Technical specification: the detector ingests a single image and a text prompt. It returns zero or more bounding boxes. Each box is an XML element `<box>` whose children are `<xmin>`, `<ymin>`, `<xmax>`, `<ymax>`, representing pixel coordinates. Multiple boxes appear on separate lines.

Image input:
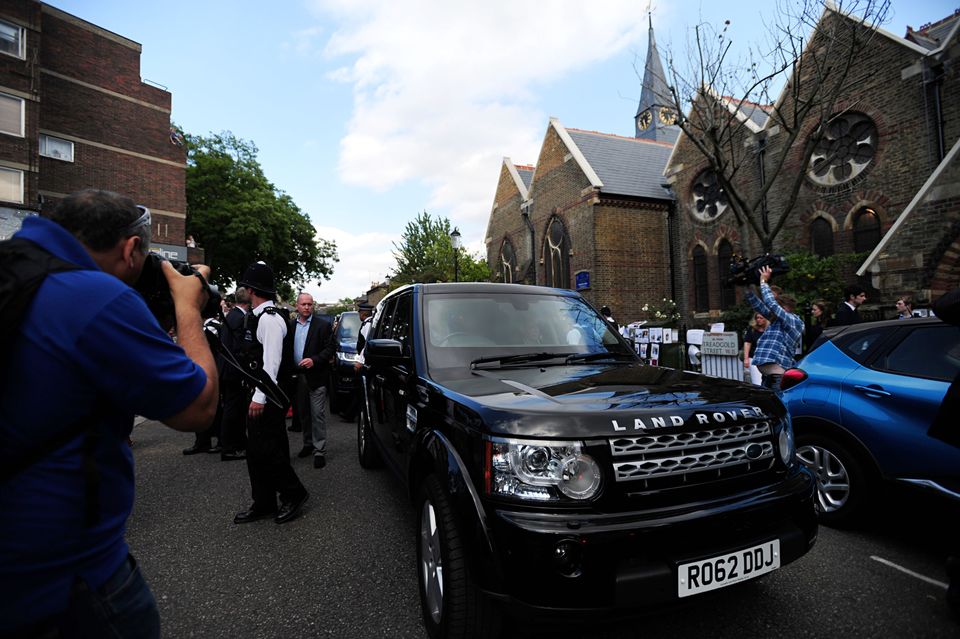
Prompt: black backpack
<box><xmin>0</xmin><ymin>236</ymin><xmax>103</xmax><ymax>526</ymax></box>
<box><xmin>232</xmin><ymin>305</ymin><xmax>292</xmax><ymax>406</ymax></box>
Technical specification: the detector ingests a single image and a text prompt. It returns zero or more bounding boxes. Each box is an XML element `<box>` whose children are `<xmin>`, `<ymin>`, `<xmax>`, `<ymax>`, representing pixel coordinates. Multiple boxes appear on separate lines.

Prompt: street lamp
<box><xmin>450</xmin><ymin>227</ymin><xmax>461</xmax><ymax>282</ymax></box>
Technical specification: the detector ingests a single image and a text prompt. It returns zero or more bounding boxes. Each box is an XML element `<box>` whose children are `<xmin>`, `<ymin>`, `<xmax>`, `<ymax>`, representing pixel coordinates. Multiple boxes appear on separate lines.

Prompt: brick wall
<box><xmin>485</xmin><ymin>162</ymin><xmax>530</xmax><ymax>282</ymax></box>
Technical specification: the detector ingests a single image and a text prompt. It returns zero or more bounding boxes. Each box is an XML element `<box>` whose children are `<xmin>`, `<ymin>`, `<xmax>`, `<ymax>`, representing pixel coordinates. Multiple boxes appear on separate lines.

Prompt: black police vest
<box><xmin>235</xmin><ymin>306</ymin><xmax>291</xmax><ymax>385</ymax></box>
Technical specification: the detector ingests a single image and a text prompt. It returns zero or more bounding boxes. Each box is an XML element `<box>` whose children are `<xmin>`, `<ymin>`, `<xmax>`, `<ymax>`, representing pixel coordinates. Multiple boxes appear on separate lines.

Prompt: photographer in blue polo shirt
<box><xmin>0</xmin><ymin>190</ymin><xmax>219</xmax><ymax>638</ymax></box>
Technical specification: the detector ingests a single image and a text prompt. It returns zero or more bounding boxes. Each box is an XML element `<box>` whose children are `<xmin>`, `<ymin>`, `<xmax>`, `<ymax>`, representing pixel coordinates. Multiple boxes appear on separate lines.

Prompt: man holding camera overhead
<box><xmin>744</xmin><ymin>265</ymin><xmax>804</xmax><ymax>390</ymax></box>
<box><xmin>0</xmin><ymin>189</ymin><xmax>219</xmax><ymax>638</ymax></box>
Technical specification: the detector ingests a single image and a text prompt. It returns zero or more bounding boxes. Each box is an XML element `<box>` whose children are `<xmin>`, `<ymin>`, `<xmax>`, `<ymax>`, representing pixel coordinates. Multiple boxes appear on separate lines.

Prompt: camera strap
<box><xmin>204</xmin><ymin>321</ymin><xmax>290</xmax><ymax>408</ymax></box>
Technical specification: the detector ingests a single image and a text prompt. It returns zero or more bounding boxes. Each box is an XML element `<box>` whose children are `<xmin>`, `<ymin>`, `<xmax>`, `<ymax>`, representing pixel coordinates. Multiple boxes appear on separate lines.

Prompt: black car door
<box><xmin>369</xmin><ymin>293</ymin><xmax>415</xmax><ymax>472</ymax></box>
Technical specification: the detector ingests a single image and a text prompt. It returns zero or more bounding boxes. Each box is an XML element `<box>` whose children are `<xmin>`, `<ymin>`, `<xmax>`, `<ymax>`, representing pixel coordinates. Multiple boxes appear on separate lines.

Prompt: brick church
<box><xmin>486</xmin><ymin>6</ymin><xmax>960</xmax><ymax>324</ymax></box>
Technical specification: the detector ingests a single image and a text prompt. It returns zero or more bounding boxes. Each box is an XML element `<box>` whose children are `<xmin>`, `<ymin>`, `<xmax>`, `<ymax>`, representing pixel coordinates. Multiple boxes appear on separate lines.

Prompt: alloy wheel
<box><xmin>419</xmin><ymin>499</ymin><xmax>444</xmax><ymax>625</ymax></box>
<box><xmin>797</xmin><ymin>444</ymin><xmax>850</xmax><ymax>513</ymax></box>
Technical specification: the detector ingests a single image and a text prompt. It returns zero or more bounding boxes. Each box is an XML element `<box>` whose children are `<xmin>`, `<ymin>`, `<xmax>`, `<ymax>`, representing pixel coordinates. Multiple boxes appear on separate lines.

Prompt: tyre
<box><xmin>416</xmin><ymin>475</ymin><xmax>501</xmax><ymax>639</ymax></box>
<box><xmin>357</xmin><ymin>404</ymin><xmax>382</xmax><ymax>468</ymax></box>
<box><xmin>796</xmin><ymin>433</ymin><xmax>871</xmax><ymax>527</ymax></box>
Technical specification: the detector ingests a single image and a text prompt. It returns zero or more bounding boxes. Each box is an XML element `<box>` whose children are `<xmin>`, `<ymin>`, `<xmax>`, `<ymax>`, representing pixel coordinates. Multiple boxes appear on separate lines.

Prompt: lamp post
<box><xmin>450</xmin><ymin>227</ymin><xmax>461</xmax><ymax>282</ymax></box>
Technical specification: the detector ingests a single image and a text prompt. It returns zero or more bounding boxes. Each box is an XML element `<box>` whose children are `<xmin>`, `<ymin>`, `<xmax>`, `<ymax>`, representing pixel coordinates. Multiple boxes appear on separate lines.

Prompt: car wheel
<box><xmin>417</xmin><ymin>475</ymin><xmax>501</xmax><ymax>639</ymax></box>
<box><xmin>357</xmin><ymin>404</ymin><xmax>382</xmax><ymax>468</ymax></box>
<box><xmin>796</xmin><ymin>433</ymin><xmax>871</xmax><ymax>527</ymax></box>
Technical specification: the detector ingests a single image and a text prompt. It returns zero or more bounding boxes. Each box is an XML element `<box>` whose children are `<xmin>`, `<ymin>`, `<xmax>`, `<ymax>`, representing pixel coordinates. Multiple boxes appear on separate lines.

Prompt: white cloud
<box><xmin>304</xmin><ymin>225</ymin><xmax>397</xmax><ymax>303</ymax></box>
<box><xmin>299</xmin><ymin>1</ymin><xmax>649</xmax><ymax>303</ymax></box>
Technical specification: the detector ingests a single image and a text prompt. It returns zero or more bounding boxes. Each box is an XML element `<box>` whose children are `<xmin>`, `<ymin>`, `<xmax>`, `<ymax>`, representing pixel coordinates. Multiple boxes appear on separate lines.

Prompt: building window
<box><xmin>693</xmin><ymin>245</ymin><xmax>709</xmax><ymax>312</ymax></box>
<box><xmin>717</xmin><ymin>240</ymin><xmax>736</xmax><ymax>310</ymax></box>
<box><xmin>808</xmin><ymin>112</ymin><xmax>877</xmax><ymax>186</ymax></box>
<box><xmin>0</xmin><ymin>92</ymin><xmax>24</xmax><ymax>137</ymax></box>
<box><xmin>499</xmin><ymin>238</ymin><xmax>516</xmax><ymax>283</ymax></box>
<box><xmin>40</xmin><ymin>134</ymin><xmax>75</xmax><ymax>162</ymax></box>
<box><xmin>543</xmin><ymin>216</ymin><xmax>570</xmax><ymax>289</ymax></box>
<box><xmin>852</xmin><ymin>207</ymin><xmax>881</xmax><ymax>254</ymax></box>
<box><xmin>0</xmin><ymin>167</ymin><xmax>24</xmax><ymax>204</ymax></box>
<box><xmin>810</xmin><ymin>217</ymin><xmax>834</xmax><ymax>257</ymax></box>
<box><xmin>691</xmin><ymin>169</ymin><xmax>728</xmax><ymax>222</ymax></box>
<box><xmin>0</xmin><ymin>20</ymin><xmax>25</xmax><ymax>59</ymax></box>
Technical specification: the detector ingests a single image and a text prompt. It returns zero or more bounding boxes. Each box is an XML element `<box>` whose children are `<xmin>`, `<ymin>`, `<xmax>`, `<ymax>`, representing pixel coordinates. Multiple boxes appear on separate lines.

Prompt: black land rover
<box><xmin>357</xmin><ymin>283</ymin><xmax>817</xmax><ymax>639</ymax></box>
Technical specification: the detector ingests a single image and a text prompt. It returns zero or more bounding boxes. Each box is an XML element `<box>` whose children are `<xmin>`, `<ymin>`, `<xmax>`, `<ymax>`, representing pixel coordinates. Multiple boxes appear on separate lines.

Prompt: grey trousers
<box><xmin>297</xmin><ymin>376</ymin><xmax>327</xmax><ymax>455</ymax></box>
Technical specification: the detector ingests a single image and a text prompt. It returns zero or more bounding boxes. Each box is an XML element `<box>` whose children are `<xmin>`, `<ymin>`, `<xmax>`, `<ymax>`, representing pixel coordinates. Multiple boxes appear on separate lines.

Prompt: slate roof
<box><xmin>515</xmin><ymin>165</ymin><xmax>534</xmax><ymax>191</ymax></box>
<box><xmin>566</xmin><ymin>129</ymin><xmax>675</xmax><ymax>200</ymax></box>
<box><xmin>907</xmin><ymin>10</ymin><xmax>960</xmax><ymax>50</ymax></box>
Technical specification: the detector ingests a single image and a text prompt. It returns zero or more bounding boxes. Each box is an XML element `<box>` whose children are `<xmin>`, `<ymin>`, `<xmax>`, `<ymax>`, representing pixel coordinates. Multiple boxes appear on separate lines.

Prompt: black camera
<box><xmin>726</xmin><ymin>254</ymin><xmax>789</xmax><ymax>286</ymax></box>
<box><xmin>134</xmin><ymin>253</ymin><xmax>221</xmax><ymax>329</ymax></box>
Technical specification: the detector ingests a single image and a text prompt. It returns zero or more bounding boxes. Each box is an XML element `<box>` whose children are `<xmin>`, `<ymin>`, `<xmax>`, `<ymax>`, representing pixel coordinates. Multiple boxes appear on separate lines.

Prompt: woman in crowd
<box><xmin>807</xmin><ymin>300</ymin><xmax>831</xmax><ymax>350</ymax></box>
<box><xmin>742</xmin><ymin>312</ymin><xmax>768</xmax><ymax>385</ymax></box>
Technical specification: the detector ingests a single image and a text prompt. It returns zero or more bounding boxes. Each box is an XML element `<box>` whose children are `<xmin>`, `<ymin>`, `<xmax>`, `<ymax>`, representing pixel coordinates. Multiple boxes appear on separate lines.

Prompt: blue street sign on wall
<box><xmin>575</xmin><ymin>271</ymin><xmax>590</xmax><ymax>290</ymax></box>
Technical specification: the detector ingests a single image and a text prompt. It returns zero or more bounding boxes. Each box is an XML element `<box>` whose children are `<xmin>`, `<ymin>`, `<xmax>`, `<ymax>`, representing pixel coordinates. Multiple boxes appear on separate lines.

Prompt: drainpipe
<box><xmin>661</xmin><ymin>183</ymin><xmax>678</xmax><ymax>303</ymax></box>
<box><xmin>758</xmin><ymin>135</ymin><xmax>769</xmax><ymax>235</ymax></box>
<box><xmin>933</xmin><ymin>65</ymin><xmax>946</xmax><ymax>162</ymax></box>
<box><xmin>521</xmin><ymin>203</ymin><xmax>536</xmax><ymax>284</ymax></box>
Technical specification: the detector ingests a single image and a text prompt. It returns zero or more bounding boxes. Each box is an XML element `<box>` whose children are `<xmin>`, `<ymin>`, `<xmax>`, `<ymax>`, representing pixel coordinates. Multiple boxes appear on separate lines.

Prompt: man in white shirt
<box><xmin>233</xmin><ymin>262</ymin><xmax>309</xmax><ymax>525</ymax></box>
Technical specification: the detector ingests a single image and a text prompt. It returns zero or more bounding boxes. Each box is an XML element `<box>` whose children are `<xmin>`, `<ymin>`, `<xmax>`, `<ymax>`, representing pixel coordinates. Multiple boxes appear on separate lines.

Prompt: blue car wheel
<box><xmin>796</xmin><ymin>433</ymin><xmax>871</xmax><ymax>527</ymax></box>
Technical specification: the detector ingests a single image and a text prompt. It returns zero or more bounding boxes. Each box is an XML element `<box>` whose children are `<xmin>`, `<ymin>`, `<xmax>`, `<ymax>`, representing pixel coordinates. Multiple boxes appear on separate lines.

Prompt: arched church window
<box><xmin>693</xmin><ymin>245</ymin><xmax>709</xmax><ymax>312</ymax></box>
<box><xmin>810</xmin><ymin>218</ymin><xmax>835</xmax><ymax>257</ymax></box>
<box><xmin>717</xmin><ymin>240</ymin><xmax>736</xmax><ymax>310</ymax></box>
<box><xmin>853</xmin><ymin>208</ymin><xmax>881</xmax><ymax>254</ymax></box>
<box><xmin>499</xmin><ymin>239</ymin><xmax>516</xmax><ymax>283</ymax></box>
<box><xmin>543</xmin><ymin>217</ymin><xmax>570</xmax><ymax>289</ymax></box>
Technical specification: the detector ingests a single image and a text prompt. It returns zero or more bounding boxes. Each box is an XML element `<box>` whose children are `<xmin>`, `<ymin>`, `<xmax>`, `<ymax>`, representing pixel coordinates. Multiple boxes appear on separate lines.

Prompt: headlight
<box><xmin>486</xmin><ymin>437</ymin><xmax>602</xmax><ymax>502</ymax></box>
<box><xmin>337</xmin><ymin>351</ymin><xmax>360</xmax><ymax>363</ymax></box>
<box><xmin>778</xmin><ymin>415</ymin><xmax>795</xmax><ymax>465</ymax></box>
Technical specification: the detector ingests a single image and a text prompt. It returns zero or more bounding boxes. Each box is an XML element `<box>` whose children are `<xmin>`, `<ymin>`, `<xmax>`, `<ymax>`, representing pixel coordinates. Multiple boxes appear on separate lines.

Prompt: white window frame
<box><xmin>39</xmin><ymin>134</ymin><xmax>75</xmax><ymax>162</ymax></box>
<box><xmin>0</xmin><ymin>91</ymin><xmax>24</xmax><ymax>137</ymax></box>
<box><xmin>0</xmin><ymin>166</ymin><xmax>24</xmax><ymax>204</ymax></box>
<box><xmin>0</xmin><ymin>19</ymin><xmax>25</xmax><ymax>60</ymax></box>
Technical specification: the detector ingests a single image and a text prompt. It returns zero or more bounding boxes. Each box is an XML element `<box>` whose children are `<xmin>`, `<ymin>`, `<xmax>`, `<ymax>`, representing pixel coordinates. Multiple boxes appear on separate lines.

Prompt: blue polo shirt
<box><xmin>0</xmin><ymin>217</ymin><xmax>207</xmax><ymax>631</ymax></box>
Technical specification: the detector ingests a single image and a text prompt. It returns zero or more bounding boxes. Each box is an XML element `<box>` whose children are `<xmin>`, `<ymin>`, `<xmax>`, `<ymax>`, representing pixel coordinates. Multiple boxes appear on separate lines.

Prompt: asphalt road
<box><xmin>128</xmin><ymin>412</ymin><xmax>958</xmax><ymax>638</ymax></box>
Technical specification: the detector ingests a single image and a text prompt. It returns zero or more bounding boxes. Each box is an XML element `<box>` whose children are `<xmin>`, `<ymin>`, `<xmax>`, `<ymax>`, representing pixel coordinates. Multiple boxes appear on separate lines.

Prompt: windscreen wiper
<box><xmin>470</xmin><ymin>352</ymin><xmax>577</xmax><ymax>370</ymax></box>
<box><xmin>564</xmin><ymin>351</ymin><xmax>637</xmax><ymax>364</ymax></box>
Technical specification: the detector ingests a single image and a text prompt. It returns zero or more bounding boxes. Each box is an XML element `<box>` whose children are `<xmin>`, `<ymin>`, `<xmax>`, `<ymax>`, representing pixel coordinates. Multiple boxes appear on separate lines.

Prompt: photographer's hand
<box><xmin>759</xmin><ymin>265</ymin><xmax>773</xmax><ymax>285</ymax></box>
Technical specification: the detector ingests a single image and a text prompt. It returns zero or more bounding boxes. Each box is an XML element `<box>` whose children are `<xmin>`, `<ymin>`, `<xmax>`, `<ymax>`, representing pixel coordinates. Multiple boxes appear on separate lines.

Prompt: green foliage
<box><xmin>719</xmin><ymin>303</ymin><xmax>756</xmax><ymax>338</ymax></box>
<box><xmin>391</xmin><ymin>211</ymin><xmax>491</xmax><ymax>284</ymax></box>
<box><xmin>324</xmin><ymin>297</ymin><xmax>357</xmax><ymax>316</ymax></box>
<box><xmin>183</xmin><ymin>129</ymin><xmax>338</xmax><ymax>292</ymax></box>
<box><xmin>777</xmin><ymin>251</ymin><xmax>866</xmax><ymax>314</ymax></box>
<box><xmin>640</xmin><ymin>298</ymin><xmax>681</xmax><ymax>327</ymax></box>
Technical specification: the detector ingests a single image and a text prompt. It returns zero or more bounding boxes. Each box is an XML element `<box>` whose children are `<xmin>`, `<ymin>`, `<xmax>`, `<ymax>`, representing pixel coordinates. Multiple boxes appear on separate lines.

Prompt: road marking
<box><xmin>870</xmin><ymin>555</ymin><xmax>948</xmax><ymax>589</ymax></box>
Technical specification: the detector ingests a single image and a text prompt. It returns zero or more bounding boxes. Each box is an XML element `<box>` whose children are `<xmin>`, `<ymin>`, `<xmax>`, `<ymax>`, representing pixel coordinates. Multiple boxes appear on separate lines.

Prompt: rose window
<box><xmin>691</xmin><ymin>170</ymin><xmax>728</xmax><ymax>221</ymax></box>
<box><xmin>808</xmin><ymin>113</ymin><xmax>877</xmax><ymax>186</ymax></box>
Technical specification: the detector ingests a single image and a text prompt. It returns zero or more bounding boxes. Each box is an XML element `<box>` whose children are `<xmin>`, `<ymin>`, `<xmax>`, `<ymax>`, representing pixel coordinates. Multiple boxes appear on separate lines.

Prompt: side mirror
<box><xmin>366</xmin><ymin>338</ymin><xmax>406</xmax><ymax>365</ymax></box>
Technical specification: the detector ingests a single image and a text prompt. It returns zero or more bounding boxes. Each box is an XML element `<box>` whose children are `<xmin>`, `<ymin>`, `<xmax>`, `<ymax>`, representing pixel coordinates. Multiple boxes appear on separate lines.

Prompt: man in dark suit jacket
<box><xmin>286</xmin><ymin>292</ymin><xmax>336</xmax><ymax>468</ymax></box>
<box><xmin>833</xmin><ymin>284</ymin><xmax>867</xmax><ymax>326</ymax></box>
<box><xmin>219</xmin><ymin>290</ymin><xmax>251</xmax><ymax>461</ymax></box>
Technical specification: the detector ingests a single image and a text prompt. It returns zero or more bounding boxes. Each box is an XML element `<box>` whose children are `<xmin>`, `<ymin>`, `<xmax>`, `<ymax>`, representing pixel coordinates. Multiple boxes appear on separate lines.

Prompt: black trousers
<box><xmin>220</xmin><ymin>382</ymin><xmax>249</xmax><ymax>452</ymax></box>
<box><xmin>245</xmin><ymin>401</ymin><xmax>306</xmax><ymax>511</ymax></box>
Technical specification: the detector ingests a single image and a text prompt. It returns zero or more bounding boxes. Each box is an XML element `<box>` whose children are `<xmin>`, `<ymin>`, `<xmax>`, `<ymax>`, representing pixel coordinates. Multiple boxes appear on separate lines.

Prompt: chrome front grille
<box><xmin>609</xmin><ymin>422</ymin><xmax>775</xmax><ymax>484</ymax></box>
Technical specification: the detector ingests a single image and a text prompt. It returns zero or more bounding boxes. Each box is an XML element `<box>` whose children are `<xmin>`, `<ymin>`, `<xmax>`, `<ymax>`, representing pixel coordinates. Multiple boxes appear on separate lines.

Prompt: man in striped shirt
<box><xmin>744</xmin><ymin>266</ymin><xmax>804</xmax><ymax>390</ymax></box>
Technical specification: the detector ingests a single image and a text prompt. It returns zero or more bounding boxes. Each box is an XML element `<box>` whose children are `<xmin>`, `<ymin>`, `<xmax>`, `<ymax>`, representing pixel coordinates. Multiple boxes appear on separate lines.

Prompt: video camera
<box><xmin>726</xmin><ymin>254</ymin><xmax>789</xmax><ymax>286</ymax></box>
<box><xmin>134</xmin><ymin>253</ymin><xmax>222</xmax><ymax>329</ymax></box>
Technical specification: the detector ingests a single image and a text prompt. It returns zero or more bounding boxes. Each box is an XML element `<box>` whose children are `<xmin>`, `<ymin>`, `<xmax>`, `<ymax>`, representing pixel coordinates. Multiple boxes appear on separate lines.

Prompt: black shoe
<box><xmin>313</xmin><ymin>455</ymin><xmax>326</xmax><ymax>469</ymax></box>
<box><xmin>182</xmin><ymin>444</ymin><xmax>211</xmax><ymax>455</ymax></box>
<box><xmin>220</xmin><ymin>449</ymin><xmax>246</xmax><ymax>461</ymax></box>
<box><xmin>275</xmin><ymin>492</ymin><xmax>309</xmax><ymax>524</ymax></box>
<box><xmin>296</xmin><ymin>445</ymin><xmax>314</xmax><ymax>458</ymax></box>
<box><xmin>207</xmin><ymin>445</ymin><xmax>223</xmax><ymax>454</ymax></box>
<box><xmin>233</xmin><ymin>506</ymin><xmax>276</xmax><ymax>524</ymax></box>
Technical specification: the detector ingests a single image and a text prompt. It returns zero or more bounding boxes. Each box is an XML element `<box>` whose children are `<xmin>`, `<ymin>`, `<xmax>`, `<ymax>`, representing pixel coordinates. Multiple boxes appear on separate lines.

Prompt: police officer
<box><xmin>232</xmin><ymin>261</ymin><xmax>309</xmax><ymax>525</ymax></box>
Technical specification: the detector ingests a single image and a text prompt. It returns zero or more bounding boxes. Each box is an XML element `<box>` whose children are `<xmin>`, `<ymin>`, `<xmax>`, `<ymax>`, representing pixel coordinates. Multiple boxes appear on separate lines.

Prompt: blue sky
<box><xmin>46</xmin><ymin>0</ymin><xmax>956</xmax><ymax>302</ymax></box>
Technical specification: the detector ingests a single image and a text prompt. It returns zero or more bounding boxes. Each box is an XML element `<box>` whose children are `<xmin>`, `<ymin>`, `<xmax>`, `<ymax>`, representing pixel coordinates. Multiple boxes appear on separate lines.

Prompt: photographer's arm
<box><xmin>159</xmin><ymin>261</ymin><xmax>219</xmax><ymax>432</ymax></box>
<box><xmin>757</xmin><ymin>266</ymin><xmax>790</xmax><ymax>322</ymax></box>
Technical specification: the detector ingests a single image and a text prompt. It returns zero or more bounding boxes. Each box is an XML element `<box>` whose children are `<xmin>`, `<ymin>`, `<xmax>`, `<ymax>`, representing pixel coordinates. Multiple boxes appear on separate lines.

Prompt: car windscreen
<box><xmin>337</xmin><ymin>313</ymin><xmax>361</xmax><ymax>342</ymax></box>
<box><xmin>423</xmin><ymin>292</ymin><xmax>635</xmax><ymax>378</ymax></box>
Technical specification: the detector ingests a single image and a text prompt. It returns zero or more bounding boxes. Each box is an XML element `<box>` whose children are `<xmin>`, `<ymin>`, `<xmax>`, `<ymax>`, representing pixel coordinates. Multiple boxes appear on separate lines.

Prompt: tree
<box><xmin>323</xmin><ymin>297</ymin><xmax>358</xmax><ymax>316</ymax></box>
<box><xmin>184</xmin><ymin>130</ymin><xmax>338</xmax><ymax>296</ymax></box>
<box><xmin>661</xmin><ymin>0</ymin><xmax>891</xmax><ymax>252</ymax></box>
<box><xmin>391</xmin><ymin>211</ymin><xmax>491</xmax><ymax>285</ymax></box>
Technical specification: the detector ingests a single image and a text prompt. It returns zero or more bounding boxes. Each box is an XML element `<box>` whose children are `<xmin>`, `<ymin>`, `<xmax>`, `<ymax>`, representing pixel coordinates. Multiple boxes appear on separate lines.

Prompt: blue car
<box><xmin>329</xmin><ymin>311</ymin><xmax>362</xmax><ymax>415</ymax></box>
<box><xmin>781</xmin><ymin>316</ymin><xmax>960</xmax><ymax>526</ymax></box>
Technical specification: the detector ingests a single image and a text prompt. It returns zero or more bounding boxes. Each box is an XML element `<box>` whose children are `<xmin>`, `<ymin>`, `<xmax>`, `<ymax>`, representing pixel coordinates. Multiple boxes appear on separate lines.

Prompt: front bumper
<box><xmin>480</xmin><ymin>468</ymin><xmax>817</xmax><ymax>613</ymax></box>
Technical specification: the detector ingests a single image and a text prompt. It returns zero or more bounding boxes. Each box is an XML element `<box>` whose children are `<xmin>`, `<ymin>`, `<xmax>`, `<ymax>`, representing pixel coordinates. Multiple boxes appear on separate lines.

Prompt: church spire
<box><xmin>635</xmin><ymin>12</ymin><xmax>677</xmax><ymax>141</ymax></box>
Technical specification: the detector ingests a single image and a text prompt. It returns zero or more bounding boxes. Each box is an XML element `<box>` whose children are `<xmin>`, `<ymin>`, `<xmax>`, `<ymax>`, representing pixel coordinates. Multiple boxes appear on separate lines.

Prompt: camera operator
<box><xmin>744</xmin><ymin>265</ymin><xmax>804</xmax><ymax>390</ymax></box>
<box><xmin>0</xmin><ymin>189</ymin><xmax>219</xmax><ymax>638</ymax></box>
